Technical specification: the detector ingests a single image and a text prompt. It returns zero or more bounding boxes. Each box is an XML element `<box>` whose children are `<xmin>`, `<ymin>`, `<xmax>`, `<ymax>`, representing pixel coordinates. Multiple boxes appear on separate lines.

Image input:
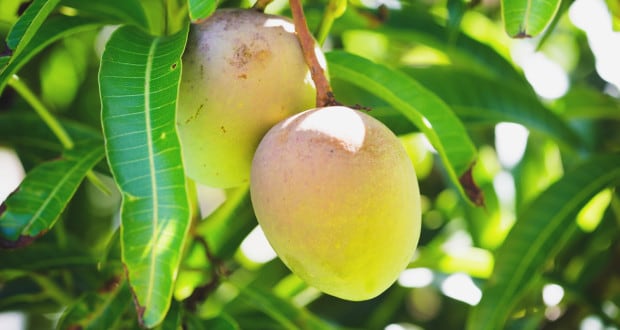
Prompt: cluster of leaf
<box><xmin>1</xmin><ymin>0</ymin><xmax>620</xmax><ymax>329</ymax></box>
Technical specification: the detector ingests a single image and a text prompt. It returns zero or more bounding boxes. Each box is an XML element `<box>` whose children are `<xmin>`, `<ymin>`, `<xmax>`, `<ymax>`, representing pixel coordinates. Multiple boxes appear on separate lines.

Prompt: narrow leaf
<box><xmin>0</xmin><ymin>242</ymin><xmax>97</xmax><ymax>271</ymax></box>
<box><xmin>0</xmin><ymin>140</ymin><xmax>105</xmax><ymax>247</ymax></box>
<box><xmin>195</xmin><ymin>186</ymin><xmax>257</xmax><ymax>260</ymax></box>
<box><xmin>99</xmin><ymin>24</ymin><xmax>190</xmax><ymax>328</ymax></box>
<box><xmin>0</xmin><ymin>56</ymin><xmax>8</xmax><ymax>69</ymax></box>
<box><xmin>188</xmin><ymin>0</ymin><xmax>217</xmax><ymax>22</ymax></box>
<box><xmin>57</xmin><ymin>279</ymin><xmax>132</xmax><ymax>330</ymax></box>
<box><xmin>0</xmin><ymin>15</ymin><xmax>105</xmax><ymax>94</ymax></box>
<box><xmin>468</xmin><ymin>153</ymin><xmax>620</xmax><ymax>330</ymax></box>
<box><xmin>502</xmin><ymin>0</ymin><xmax>561</xmax><ymax>38</ymax></box>
<box><xmin>6</xmin><ymin>0</ymin><xmax>61</xmax><ymax>58</ymax></box>
<box><xmin>61</xmin><ymin>0</ymin><xmax>150</xmax><ymax>28</ymax></box>
<box><xmin>447</xmin><ymin>0</ymin><xmax>467</xmax><ymax>37</ymax></box>
<box><xmin>403</xmin><ymin>66</ymin><xmax>584</xmax><ymax>150</ymax></box>
<box><xmin>230</xmin><ymin>278</ymin><xmax>337</xmax><ymax>330</ymax></box>
<box><xmin>332</xmin><ymin>8</ymin><xmax>525</xmax><ymax>84</ymax></box>
<box><xmin>326</xmin><ymin>51</ymin><xmax>480</xmax><ymax>205</ymax></box>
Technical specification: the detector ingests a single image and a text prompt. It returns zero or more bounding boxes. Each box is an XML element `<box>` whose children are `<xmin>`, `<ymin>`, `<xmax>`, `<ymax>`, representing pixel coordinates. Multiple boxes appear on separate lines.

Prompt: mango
<box><xmin>177</xmin><ymin>9</ymin><xmax>322</xmax><ymax>187</ymax></box>
<box><xmin>250</xmin><ymin>106</ymin><xmax>421</xmax><ymax>301</ymax></box>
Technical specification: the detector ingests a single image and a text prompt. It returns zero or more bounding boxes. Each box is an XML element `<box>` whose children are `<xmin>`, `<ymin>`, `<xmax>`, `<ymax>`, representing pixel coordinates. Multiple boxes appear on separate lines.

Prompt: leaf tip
<box><xmin>512</xmin><ymin>30</ymin><xmax>532</xmax><ymax>38</ymax></box>
<box><xmin>0</xmin><ymin>231</ymin><xmax>46</xmax><ymax>249</ymax></box>
<box><xmin>512</xmin><ymin>25</ymin><xmax>532</xmax><ymax>38</ymax></box>
<box><xmin>460</xmin><ymin>163</ymin><xmax>485</xmax><ymax>207</ymax></box>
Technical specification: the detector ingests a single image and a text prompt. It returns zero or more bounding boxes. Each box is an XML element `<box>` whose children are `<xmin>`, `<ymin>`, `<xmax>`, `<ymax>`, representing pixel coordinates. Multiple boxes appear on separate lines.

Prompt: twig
<box><xmin>8</xmin><ymin>75</ymin><xmax>110</xmax><ymax>195</ymax></box>
<box><xmin>184</xmin><ymin>236</ymin><xmax>231</xmax><ymax>311</ymax></box>
<box><xmin>289</xmin><ymin>0</ymin><xmax>337</xmax><ymax>107</ymax></box>
<box><xmin>252</xmin><ymin>0</ymin><xmax>274</xmax><ymax>11</ymax></box>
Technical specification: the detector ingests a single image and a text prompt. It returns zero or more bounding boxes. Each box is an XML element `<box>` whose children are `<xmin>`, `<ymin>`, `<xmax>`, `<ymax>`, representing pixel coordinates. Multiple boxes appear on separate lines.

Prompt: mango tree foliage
<box><xmin>1</xmin><ymin>0</ymin><xmax>620</xmax><ymax>329</ymax></box>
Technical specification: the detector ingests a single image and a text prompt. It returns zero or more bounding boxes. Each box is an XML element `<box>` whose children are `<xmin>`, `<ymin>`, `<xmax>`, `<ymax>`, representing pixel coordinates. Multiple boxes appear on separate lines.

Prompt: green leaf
<box><xmin>156</xmin><ymin>299</ymin><xmax>184</xmax><ymax>330</ymax></box>
<box><xmin>99</xmin><ymin>24</ymin><xmax>191</xmax><ymax>328</ymax></box>
<box><xmin>61</xmin><ymin>0</ymin><xmax>149</xmax><ymax>28</ymax></box>
<box><xmin>561</xmin><ymin>87</ymin><xmax>620</xmax><ymax>120</ymax></box>
<box><xmin>0</xmin><ymin>242</ymin><xmax>97</xmax><ymax>271</ymax></box>
<box><xmin>5</xmin><ymin>0</ymin><xmax>61</xmax><ymax>57</ymax></box>
<box><xmin>0</xmin><ymin>56</ymin><xmax>8</xmax><ymax>69</ymax></box>
<box><xmin>403</xmin><ymin>66</ymin><xmax>584</xmax><ymax>150</ymax></box>
<box><xmin>57</xmin><ymin>280</ymin><xmax>133</xmax><ymax>330</ymax></box>
<box><xmin>0</xmin><ymin>112</ymin><xmax>102</xmax><ymax>169</ymax></box>
<box><xmin>195</xmin><ymin>186</ymin><xmax>257</xmax><ymax>260</ymax></box>
<box><xmin>468</xmin><ymin>153</ymin><xmax>620</xmax><ymax>330</ymax></box>
<box><xmin>0</xmin><ymin>15</ymin><xmax>105</xmax><ymax>94</ymax></box>
<box><xmin>447</xmin><ymin>0</ymin><xmax>467</xmax><ymax>38</ymax></box>
<box><xmin>201</xmin><ymin>314</ymin><xmax>240</xmax><ymax>330</ymax></box>
<box><xmin>0</xmin><ymin>139</ymin><xmax>105</xmax><ymax>247</ymax></box>
<box><xmin>188</xmin><ymin>0</ymin><xmax>217</xmax><ymax>22</ymax></box>
<box><xmin>229</xmin><ymin>277</ymin><xmax>337</xmax><ymax>330</ymax></box>
<box><xmin>606</xmin><ymin>0</ymin><xmax>620</xmax><ymax>31</ymax></box>
<box><xmin>326</xmin><ymin>51</ymin><xmax>481</xmax><ymax>205</ymax></box>
<box><xmin>331</xmin><ymin>8</ymin><xmax>524</xmax><ymax>84</ymax></box>
<box><xmin>501</xmin><ymin>0</ymin><xmax>561</xmax><ymax>38</ymax></box>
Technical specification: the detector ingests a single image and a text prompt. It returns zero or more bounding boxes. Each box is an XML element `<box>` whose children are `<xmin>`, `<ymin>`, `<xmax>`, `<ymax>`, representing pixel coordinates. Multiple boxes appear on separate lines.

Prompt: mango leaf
<box><xmin>188</xmin><ymin>0</ymin><xmax>217</xmax><ymax>22</ymax></box>
<box><xmin>447</xmin><ymin>0</ymin><xmax>467</xmax><ymax>37</ymax></box>
<box><xmin>403</xmin><ymin>66</ymin><xmax>584</xmax><ymax>151</ymax></box>
<box><xmin>561</xmin><ymin>87</ymin><xmax>620</xmax><ymax>120</ymax></box>
<box><xmin>502</xmin><ymin>0</ymin><xmax>561</xmax><ymax>38</ymax></box>
<box><xmin>0</xmin><ymin>242</ymin><xmax>97</xmax><ymax>271</ymax></box>
<box><xmin>0</xmin><ymin>56</ymin><xmax>8</xmax><ymax>69</ymax></box>
<box><xmin>61</xmin><ymin>0</ymin><xmax>149</xmax><ymax>28</ymax></box>
<box><xmin>326</xmin><ymin>51</ymin><xmax>481</xmax><ymax>205</ymax></box>
<box><xmin>0</xmin><ymin>112</ymin><xmax>102</xmax><ymax>169</ymax></box>
<box><xmin>57</xmin><ymin>279</ymin><xmax>133</xmax><ymax>330</ymax></box>
<box><xmin>195</xmin><ymin>186</ymin><xmax>257</xmax><ymax>260</ymax></box>
<box><xmin>156</xmin><ymin>299</ymin><xmax>184</xmax><ymax>330</ymax></box>
<box><xmin>99</xmin><ymin>24</ymin><xmax>190</xmax><ymax>328</ymax></box>
<box><xmin>5</xmin><ymin>0</ymin><xmax>61</xmax><ymax>51</ymax></box>
<box><xmin>201</xmin><ymin>314</ymin><xmax>240</xmax><ymax>330</ymax></box>
<box><xmin>330</xmin><ymin>8</ymin><xmax>524</xmax><ymax>84</ymax></box>
<box><xmin>226</xmin><ymin>264</ymin><xmax>337</xmax><ymax>330</ymax></box>
<box><xmin>0</xmin><ymin>15</ymin><xmax>105</xmax><ymax>94</ymax></box>
<box><xmin>0</xmin><ymin>139</ymin><xmax>105</xmax><ymax>248</ymax></box>
<box><xmin>468</xmin><ymin>153</ymin><xmax>620</xmax><ymax>330</ymax></box>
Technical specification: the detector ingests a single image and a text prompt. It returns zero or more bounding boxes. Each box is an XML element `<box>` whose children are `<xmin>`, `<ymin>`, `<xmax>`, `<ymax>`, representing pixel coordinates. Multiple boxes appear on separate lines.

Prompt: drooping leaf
<box><xmin>61</xmin><ymin>0</ymin><xmax>149</xmax><ymax>29</ymax></box>
<box><xmin>57</xmin><ymin>279</ymin><xmax>133</xmax><ymax>330</ymax></box>
<box><xmin>560</xmin><ymin>86</ymin><xmax>620</xmax><ymax>120</ymax></box>
<box><xmin>156</xmin><ymin>299</ymin><xmax>184</xmax><ymax>330</ymax></box>
<box><xmin>0</xmin><ymin>112</ymin><xmax>102</xmax><ymax>169</ymax></box>
<box><xmin>201</xmin><ymin>314</ymin><xmax>240</xmax><ymax>330</ymax></box>
<box><xmin>501</xmin><ymin>0</ymin><xmax>561</xmax><ymax>38</ymax></box>
<box><xmin>188</xmin><ymin>0</ymin><xmax>217</xmax><ymax>22</ymax></box>
<box><xmin>447</xmin><ymin>0</ymin><xmax>467</xmax><ymax>38</ymax></box>
<box><xmin>326</xmin><ymin>51</ymin><xmax>481</xmax><ymax>205</ymax></box>
<box><xmin>329</xmin><ymin>7</ymin><xmax>524</xmax><ymax>84</ymax></box>
<box><xmin>225</xmin><ymin>263</ymin><xmax>337</xmax><ymax>330</ymax></box>
<box><xmin>403</xmin><ymin>66</ymin><xmax>584</xmax><ymax>151</ymax></box>
<box><xmin>195</xmin><ymin>186</ymin><xmax>257</xmax><ymax>260</ymax></box>
<box><xmin>0</xmin><ymin>56</ymin><xmax>8</xmax><ymax>69</ymax></box>
<box><xmin>0</xmin><ymin>15</ymin><xmax>105</xmax><ymax>94</ymax></box>
<box><xmin>99</xmin><ymin>24</ymin><xmax>191</xmax><ymax>328</ymax></box>
<box><xmin>468</xmin><ymin>153</ymin><xmax>620</xmax><ymax>330</ymax></box>
<box><xmin>0</xmin><ymin>139</ymin><xmax>105</xmax><ymax>247</ymax></box>
<box><xmin>0</xmin><ymin>242</ymin><xmax>97</xmax><ymax>271</ymax></box>
<box><xmin>5</xmin><ymin>0</ymin><xmax>61</xmax><ymax>55</ymax></box>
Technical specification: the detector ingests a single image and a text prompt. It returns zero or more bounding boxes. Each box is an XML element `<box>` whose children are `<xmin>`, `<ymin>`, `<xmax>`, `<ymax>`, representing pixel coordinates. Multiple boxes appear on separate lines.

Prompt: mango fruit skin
<box><xmin>177</xmin><ymin>9</ymin><xmax>320</xmax><ymax>188</ymax></box>
<box><xmin>250</xmin><ymin>106</ymin><xmax>421</xmax><ymax>301</ymax></box>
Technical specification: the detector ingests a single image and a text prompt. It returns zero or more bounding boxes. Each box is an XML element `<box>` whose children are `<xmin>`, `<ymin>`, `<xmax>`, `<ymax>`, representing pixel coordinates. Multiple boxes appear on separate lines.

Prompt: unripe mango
<box><xmin>177</xmin><ymin>9</ymin><xmax>322</xmax><ymax>187</ymax></box>
<box><xmin>250</xmin><ymin>106</ymin><xmax>421</xmax><ymax>301</ymax></box>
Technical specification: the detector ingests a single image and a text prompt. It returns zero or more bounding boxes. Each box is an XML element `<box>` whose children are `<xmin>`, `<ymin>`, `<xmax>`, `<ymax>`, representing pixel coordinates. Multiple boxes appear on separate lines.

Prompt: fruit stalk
<box><xmin>289</xmin><ymin>0</ymin><xmax>336</xmax><ymax>107</ymax></box>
